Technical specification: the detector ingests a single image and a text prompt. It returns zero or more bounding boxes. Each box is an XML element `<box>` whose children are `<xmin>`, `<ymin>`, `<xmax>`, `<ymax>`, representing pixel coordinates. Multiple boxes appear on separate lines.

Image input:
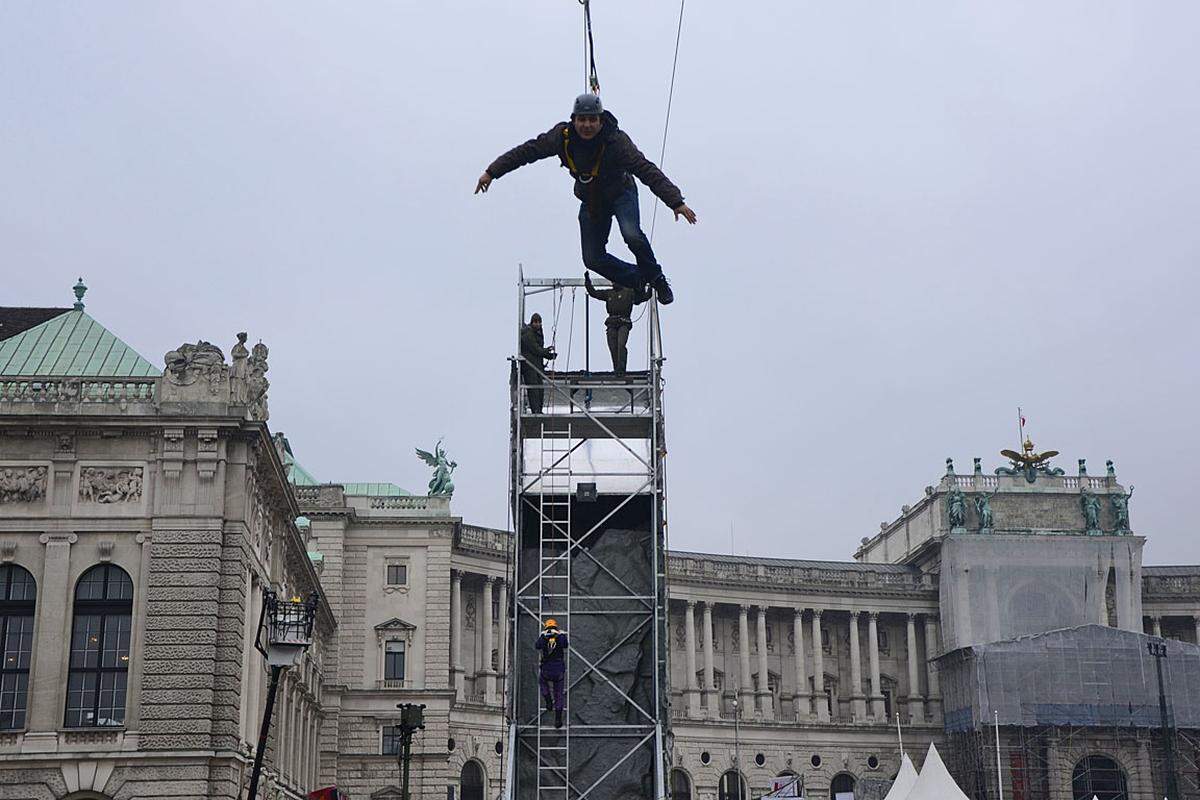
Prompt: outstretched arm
<box><xmin>612</xmin><ymin>131</ymin><xmax>696</xmax><ymax>223</ymax></box>
<box><xmin>477</xmin><ymin>125</ymin><xmax>564</xmax><ymax>194</ymax></box>
<box><xmin>584</xmin><ymin>274</ymin><xmax>610</xmax><ymax>301</ymax></box>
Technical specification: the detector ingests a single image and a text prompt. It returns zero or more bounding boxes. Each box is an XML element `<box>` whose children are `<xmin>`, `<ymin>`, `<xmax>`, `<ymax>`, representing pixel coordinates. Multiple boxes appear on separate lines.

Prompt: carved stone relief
<box><xmin>78</xmin><ymin>467</ymin><xmax>144</xmax><ymax>504</ymax></box>
<box><xmin>0</xmin><ymin>467</ymin><xmax>48</xmax><ymax>504</ymax></box>
<box><xmin>465</xmin><ymin>593</ymin><xmax>476</xmax><ymax>630</ymax></box>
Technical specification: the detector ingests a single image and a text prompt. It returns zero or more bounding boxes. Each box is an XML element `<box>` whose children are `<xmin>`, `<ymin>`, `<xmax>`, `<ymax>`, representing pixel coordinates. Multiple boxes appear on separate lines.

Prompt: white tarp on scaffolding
<box><xmin>938</xmin><ymin>534</ymin><xmax>1144</xmax><ymax>652</ymax></box>
<box><xmin>882</xmin><ymin>753</ymin><xmax>918</xmax><ymax>800</ymax></box>
<box><xmin>903</xmin><ymin>744</ymin><xmax>969</xmax><ymax>800</ymax></box>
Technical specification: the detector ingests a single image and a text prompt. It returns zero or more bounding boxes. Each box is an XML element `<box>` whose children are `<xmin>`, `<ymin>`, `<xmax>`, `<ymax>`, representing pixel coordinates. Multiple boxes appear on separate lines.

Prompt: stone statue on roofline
<box><xmin>1111</xmin><ymin>486</ymin><xmax>1134</xmax><ymax>534</ymax></box>
<box><xmin>230</xmin><ymin>332</ymin><xmax>250</xmax><ymax>404</ymax></box>
<box><xmin>160</xmin><ymin>340</ymin><xmax>229</xmax><ymax>403</ymax></box>
<box><xmin>246</xmin><ymin>341</ymin><xmax>270</xmax><ymax>421</ymax></box>
<box><xmin>947</xmin><ymin>485</ymin><xmax>967</xmax><ymax>530</ymax></box>
<box><xmin>974</xmin><ymin>490</ymin><xmax>996</xmax><ymax>532</ymax></box>
<box><xmin>415</xmin><ymin>439</ymin><xmax>457</xmax><ymax>496</ymax></box>
<box><xmin>1080</xmin><ymin>487</ymin><xmax>1102</xmax><ymax>534</ymax></box>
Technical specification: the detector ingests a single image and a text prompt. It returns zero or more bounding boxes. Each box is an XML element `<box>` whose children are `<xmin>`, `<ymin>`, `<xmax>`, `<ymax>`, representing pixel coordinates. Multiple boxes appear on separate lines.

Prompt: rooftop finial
<box><xmin>72</xmin><ymin>277</ymin><xmax>87</xmax><ymax>311</ymax></box>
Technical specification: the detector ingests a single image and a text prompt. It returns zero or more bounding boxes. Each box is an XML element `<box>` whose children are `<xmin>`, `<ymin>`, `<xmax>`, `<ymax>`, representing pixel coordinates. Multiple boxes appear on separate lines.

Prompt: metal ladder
<box><xmin>536</xmin><ymin>423</ymin><xmax>572</xmax><ymax>800</ymax></box>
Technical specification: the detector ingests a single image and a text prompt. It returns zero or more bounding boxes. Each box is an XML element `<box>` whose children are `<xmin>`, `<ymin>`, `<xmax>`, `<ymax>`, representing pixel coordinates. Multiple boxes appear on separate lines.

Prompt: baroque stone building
<box><xmin>1</xmin><ymin>288</ymin><xmax>1198</xmax><ymax>800</ymax></box>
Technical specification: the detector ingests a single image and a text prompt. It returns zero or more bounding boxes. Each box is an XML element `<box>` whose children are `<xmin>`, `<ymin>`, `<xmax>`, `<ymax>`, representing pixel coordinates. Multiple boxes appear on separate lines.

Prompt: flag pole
<box><xmin>995</xmin><ymin>710</ymin><xmax>1004</xmax><ymax>800</ymax></box>
<box><xmin>896</xmin><ymin>712</ymin><xmax>904</xmax><ymax>757</ymax></box>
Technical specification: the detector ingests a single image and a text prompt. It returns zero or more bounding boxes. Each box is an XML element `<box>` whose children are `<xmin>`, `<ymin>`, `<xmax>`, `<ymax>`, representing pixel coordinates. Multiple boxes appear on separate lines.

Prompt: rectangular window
<box><xmin>65</xmin><ymin>612</ymin><xmax>130</xmax><ymax>727</ymax></box>
<box><xmin>386</xmin><ymin>564</ymin><xmax>408</xmax><ymax>587</ymax></box>
<box><xmin>0</xmin><ymin>615</ymin><xmax>34</xmax><ymax>729</ymax></box>
<box><xmin>820</xmin><ymin>627</ymin><xmax>832</xmax><ymax>655</ymax></box>
<box><xmin>385</xmin><ymin>640</ymin><xmax>406</xmax><ymax>682</ymax></box>
<box><xmin>383</xmin><ymin>724</ymin><xmax>400</xmax><ymax>755</ymax></box>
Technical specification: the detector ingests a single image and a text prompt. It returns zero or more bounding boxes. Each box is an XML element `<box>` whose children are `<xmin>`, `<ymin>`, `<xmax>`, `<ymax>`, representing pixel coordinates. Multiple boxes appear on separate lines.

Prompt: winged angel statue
<box><xmin>415</xmin><ymin>440</ymin><xmax>457</xmax><ymax>497</ymax></box>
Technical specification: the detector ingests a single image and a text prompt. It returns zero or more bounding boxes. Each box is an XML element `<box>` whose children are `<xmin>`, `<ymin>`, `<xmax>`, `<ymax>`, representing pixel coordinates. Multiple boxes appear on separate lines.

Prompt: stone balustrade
<box><xmin>668</xmin><ymin>555</ymin><xmax>931</xmax><ymax>592</ymax></box>
<box><xmin>0</xmin><ymin>376</ymin><xmax>158</xmax><ymax>405</ymax></box>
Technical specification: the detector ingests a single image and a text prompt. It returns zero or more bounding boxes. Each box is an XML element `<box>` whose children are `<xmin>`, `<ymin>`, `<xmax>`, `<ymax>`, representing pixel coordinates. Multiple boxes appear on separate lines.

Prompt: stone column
<box><xmin>1194</xmin><ymin>615</ymin><xmax>1200</xmax><ymax>646</ymax></box>
<box><xmin>868</xmin><ymin>612</ymin><xmax>884</xmax><ymax>720</ymax></box>
<box><xmin>793</xmin><ymin>609</ymin><xmax>810</xmax><ymax>720</ymax></box>
<box><xmin>737</xmin><ymin>605</ymin><xmax>753</xmax><ymax>719</ymax></box>
<box><xmin>1046</xmin><ymin>731</ymin><xmax>1065</xmax><ymax>800</ymax></box>
<box><xmin>848</xmin><ymin>611</ymin><xmax>867</xmax><ymax>721</ymax></box>
<box><xmin>684</xmin><ymin>601</ymin><xmax>700</xmax><ymax>718</ymax></box>
<box><xmin>811</xmin><ymin>610</ymin><xmax>828</xmax><ymax>722</ymax></box>
<box><xmin>451</xmin><ymin>570</ymin><xmax>464</xmax><ymax>700</ymax></box>
<box><xmin>497</xmin><ymin>579</ymin><xmax>509</xmax><ymax>681</ymax></box>
<box><xmin>756</xmin><ymin>606</ymin><xmax>773</xmax><ymax>720</ymax></box>
<box><xmin>482</xmin><ymin>577</ymin><xmax>496</xmax><ymax>704</ymax></box>
<box><xmin>701</xmin><ymin>602</ymin><xmax>716</xmax><ymax>716</ymax></box>
<box><xmin>1136</xmin><ymin>734</ymin><xmax>1156</xmax><ymax>799</ymax></box>
<box><xmin>924</xmin><ymin>614</ymin><xmax>942</xmax><ymax>721</ymax></box>
<box><xmin>26</xmin><ymin>533</ymin><xmax>76</xmax><ymax>737</ymax></box>
<box><xmin>276</xmin><ymin>678</ymin><xmax>289</xmax><ymax>778</ymax></box>
<box><xmin>906</xmin><ymin>613</ymin><xmax>925</xmax><ymax>722</ymax></box>
<box><xmin>1152</xmin><ymin>615</ymin><xmax>1163</xmax><ymax>638</ymax></box>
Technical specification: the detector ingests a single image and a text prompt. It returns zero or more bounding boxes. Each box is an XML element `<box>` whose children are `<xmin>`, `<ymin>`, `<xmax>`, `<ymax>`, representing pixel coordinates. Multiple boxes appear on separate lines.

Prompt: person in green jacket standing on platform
<box><xmin>584</xmin><ymin>273</ymin><xmax>650</xmax><ymax>375</ymax></box>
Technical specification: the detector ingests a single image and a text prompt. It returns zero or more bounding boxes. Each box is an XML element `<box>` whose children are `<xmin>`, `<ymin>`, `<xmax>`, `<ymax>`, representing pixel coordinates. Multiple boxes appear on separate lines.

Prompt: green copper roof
<box><xmin>343</xmin><ymin>482</ymin><xmax>412</xmax><ymax>497</ymax></box>
<box><xmin>0</xmin><ymin>310</ymin><xmax>158</xmax><ymax>377</ymax></box>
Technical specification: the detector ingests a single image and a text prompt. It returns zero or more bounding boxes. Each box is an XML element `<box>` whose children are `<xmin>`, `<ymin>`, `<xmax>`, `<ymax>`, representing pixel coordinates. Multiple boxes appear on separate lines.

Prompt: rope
<box><xmin>648</xmin><ymin>0</ymin><xmax>687</xmax><ymax>243</ymax></box>
<box><xmin>550</xmin><ymin>285</ymin><xmax>565</xmax><ymax>351</ymax></box>
<box><xmin>578</xmin><ymin>0</ymin><xmax>601</xmax><ymax>94</ymax></box>
<box><xmin>564</xmin><ymin>288</ymin><xmax>577</xmax><ymax>372</ymax></box>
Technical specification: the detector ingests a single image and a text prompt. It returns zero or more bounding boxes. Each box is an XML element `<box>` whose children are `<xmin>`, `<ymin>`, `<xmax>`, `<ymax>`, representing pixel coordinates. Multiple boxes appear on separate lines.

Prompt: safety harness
<box><xmin>562</xmin><ymin>127</ymin><xmax>605</xmax><ymax>184</ymax></box>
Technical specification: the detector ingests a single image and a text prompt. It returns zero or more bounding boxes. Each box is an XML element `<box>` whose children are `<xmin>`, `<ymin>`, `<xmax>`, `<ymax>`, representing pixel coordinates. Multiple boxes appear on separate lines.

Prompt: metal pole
<box><xmin>246</xmin><ymin>664</ymin><xmax>283</xmax><ymax>800</ymax></box>
<box><xmin>585</xmin><ymin>289</ymin><xmax>590</xmax><ymax>372</ymax></box>
<box><xmin>994</xmin><ymin>710</ymin><xmax>1004</xmax><ymax>800</ymax></box>
<box><xmin>1149</xmin><ymin>642</ymin><xmax>1179</xmax><ymax>799</ymax></box>
<box><xmin>401</xmin><ymin>730</ymin><xmax>413</xmax><ymax>800</ymax></box>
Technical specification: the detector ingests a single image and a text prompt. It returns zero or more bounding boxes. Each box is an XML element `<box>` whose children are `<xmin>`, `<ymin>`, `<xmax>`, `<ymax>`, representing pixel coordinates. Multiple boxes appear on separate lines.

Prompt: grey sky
<box><xmin>3</xmin><ymin>3</ymin><xmax>1197</xmax><ymax>564</ymax></box>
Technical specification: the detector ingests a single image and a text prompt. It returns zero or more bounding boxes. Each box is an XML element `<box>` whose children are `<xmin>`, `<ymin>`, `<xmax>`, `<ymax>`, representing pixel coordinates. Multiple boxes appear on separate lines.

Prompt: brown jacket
<box><xmin>486</xmin><ymin>111</ymin><xmax>684</xmax><ymax>210</ymax></box>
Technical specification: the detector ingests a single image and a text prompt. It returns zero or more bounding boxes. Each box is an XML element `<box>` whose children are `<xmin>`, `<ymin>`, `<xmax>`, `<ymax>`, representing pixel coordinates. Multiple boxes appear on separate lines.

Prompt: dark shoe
<box><xmin>544</xmin><ymin>696</ymin><xmax>554</xmax><ymax>713</ymax></box>
<box><xmin>554</xmin><ymin>710</ymin><xmax>564</xmax><ymax>729</ymax></box>
<box><xmin>652</xmin><ymin>276</ymin><xmax>674</xmax><ymax>305</ymax></box>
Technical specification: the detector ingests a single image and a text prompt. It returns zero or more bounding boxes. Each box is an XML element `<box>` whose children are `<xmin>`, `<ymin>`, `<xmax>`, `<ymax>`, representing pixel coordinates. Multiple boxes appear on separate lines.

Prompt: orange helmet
<box><xmin>543</xmin><ymin>619</ymin><xmax>558</xmax><ymax>630</ymax></box>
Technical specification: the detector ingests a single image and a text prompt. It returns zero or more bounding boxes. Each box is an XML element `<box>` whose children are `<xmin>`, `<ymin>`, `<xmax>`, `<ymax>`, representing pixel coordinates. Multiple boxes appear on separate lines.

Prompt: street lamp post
<box><xmin>1147</xmin><ymin>640</ymin><xmax>1179</xmax><ymax>800</ymax></box>
<box><xmin>395</xmin><ymin>703</ymin><xmax>427</xmax><ymax>800</ymax></box>
<box><xmin>247</xmin><ymin>590</ymin><xmax>320</xmax><ymax>800</ymax></box>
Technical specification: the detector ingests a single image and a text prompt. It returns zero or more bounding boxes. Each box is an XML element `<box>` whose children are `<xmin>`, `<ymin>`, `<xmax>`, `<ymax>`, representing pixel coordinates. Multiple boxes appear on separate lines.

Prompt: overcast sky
<box><xmin>3</xmin><ymin>2</ymin><xmax>1198</xmax><ymax>564</ymax></box>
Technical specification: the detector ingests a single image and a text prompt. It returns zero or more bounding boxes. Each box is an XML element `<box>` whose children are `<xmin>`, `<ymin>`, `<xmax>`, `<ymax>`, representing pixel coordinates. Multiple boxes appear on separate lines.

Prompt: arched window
<box><xmin>1072</xmin><ymin>755</ymin><xmax>1129</xmax><ymax>800</ymax></box>
<box><xmin>718</xmin><ymin>770</ymin><xmax>746</xmax><ymax>800</ymax></box>
<box><xmin>830</xmin><ymin>773</ymin><xmax>856</xmax><ymax>798</ymax></box>
<box><xmin>0</xmin><ymin>564</ymin><xmax>36</xmax><ymax>730</ymax></box>
<box><xmin>65</xmin><ymin>565</ymin><xmax>133</xmax><ymax>727</ymax></box>
<box><xmin>461</xmin><ymin>759</ymin><xmax>485</xmax><ymax>800</ymax></box>
<box><xmin>670</xmin><ymin>767</ymin><xmax>692</xmax><ymax>800</ymax></box>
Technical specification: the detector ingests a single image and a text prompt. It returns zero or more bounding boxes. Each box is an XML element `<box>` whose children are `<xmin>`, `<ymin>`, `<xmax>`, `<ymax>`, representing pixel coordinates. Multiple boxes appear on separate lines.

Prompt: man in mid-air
<box><xmin>476</xmin><ymin>94</ymin><xmax>696</xmax><ymax>305</ymax></box>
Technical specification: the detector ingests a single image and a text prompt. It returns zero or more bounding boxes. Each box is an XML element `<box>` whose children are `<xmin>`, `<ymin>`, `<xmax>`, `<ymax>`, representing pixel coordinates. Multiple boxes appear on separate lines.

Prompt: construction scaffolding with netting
<box><xmin>937</xmin><ymin>625</ymin><xmax>1200</xmax><ymax>799</ymax></box>
<box><xmin>504</xmin><ymin>275</ymin><xmax>671</xmax><ymax>800</ymax></box>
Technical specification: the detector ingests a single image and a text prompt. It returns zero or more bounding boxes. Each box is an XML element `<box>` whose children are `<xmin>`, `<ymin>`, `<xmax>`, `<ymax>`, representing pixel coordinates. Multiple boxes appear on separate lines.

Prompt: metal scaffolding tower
<box><xmin>504</xmin><ymin>276</ymin><xmax>671</xmax><ymax>800</ymax></box>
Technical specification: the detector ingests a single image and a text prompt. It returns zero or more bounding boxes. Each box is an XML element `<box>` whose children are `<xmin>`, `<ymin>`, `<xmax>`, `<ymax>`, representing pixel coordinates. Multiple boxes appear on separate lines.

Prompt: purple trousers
<box><xmin>539</xmin><ymin>667</ymin><xmax>565</xmax><ymax>712</ymax></box>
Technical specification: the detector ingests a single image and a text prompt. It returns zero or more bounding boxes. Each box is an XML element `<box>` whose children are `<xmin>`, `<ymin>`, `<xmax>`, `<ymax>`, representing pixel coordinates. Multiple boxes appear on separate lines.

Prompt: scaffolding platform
<box><xmin>504</xmin><ymin>276</ymin><xmax>671</xmax><ymax>800</ymax></box>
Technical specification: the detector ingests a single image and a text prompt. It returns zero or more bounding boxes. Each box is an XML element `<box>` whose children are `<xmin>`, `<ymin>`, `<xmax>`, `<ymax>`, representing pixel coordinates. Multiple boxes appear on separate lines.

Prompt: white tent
<box><xmin>882</xmin><ymin>753</ymin><xmax>918</xmax><ymax>800</ymax></box>
<box><xmin>904</xmin><ymin>743</ymin><xmax>970</xmax><ymax>800</ymax></box>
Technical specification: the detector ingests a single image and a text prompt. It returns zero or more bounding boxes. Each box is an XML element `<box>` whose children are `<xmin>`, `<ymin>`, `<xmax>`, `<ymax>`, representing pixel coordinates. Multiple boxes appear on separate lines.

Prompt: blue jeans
<box><xmin>579</xmin><ymin>183</ymin><xmax>663</xmax><ymax>289</ymax></box>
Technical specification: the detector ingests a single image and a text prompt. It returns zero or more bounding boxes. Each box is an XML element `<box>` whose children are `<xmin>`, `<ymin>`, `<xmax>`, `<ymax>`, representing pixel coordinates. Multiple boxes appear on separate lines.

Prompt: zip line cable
<box><xmin>648</xmin><ymin>0</ymin><xmax>687</xmax><ymax>243</ymax></box>
<box><xmin>578</xmin><ymin>0</ymin><xmax>600</xmax><ymax>94</ymax></box>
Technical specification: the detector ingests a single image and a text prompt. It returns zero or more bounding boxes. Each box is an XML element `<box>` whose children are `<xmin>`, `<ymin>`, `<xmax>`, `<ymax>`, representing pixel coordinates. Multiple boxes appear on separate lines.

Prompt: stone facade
<box><xmin>2</xmin><ymin>303</ymin><xmax>1198</xmax><ymax>800</ymax></box>
<box><xmin>0</xmin><ymin>336</ymin><xmax>332</xmax><ymax>800</ymax></box>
